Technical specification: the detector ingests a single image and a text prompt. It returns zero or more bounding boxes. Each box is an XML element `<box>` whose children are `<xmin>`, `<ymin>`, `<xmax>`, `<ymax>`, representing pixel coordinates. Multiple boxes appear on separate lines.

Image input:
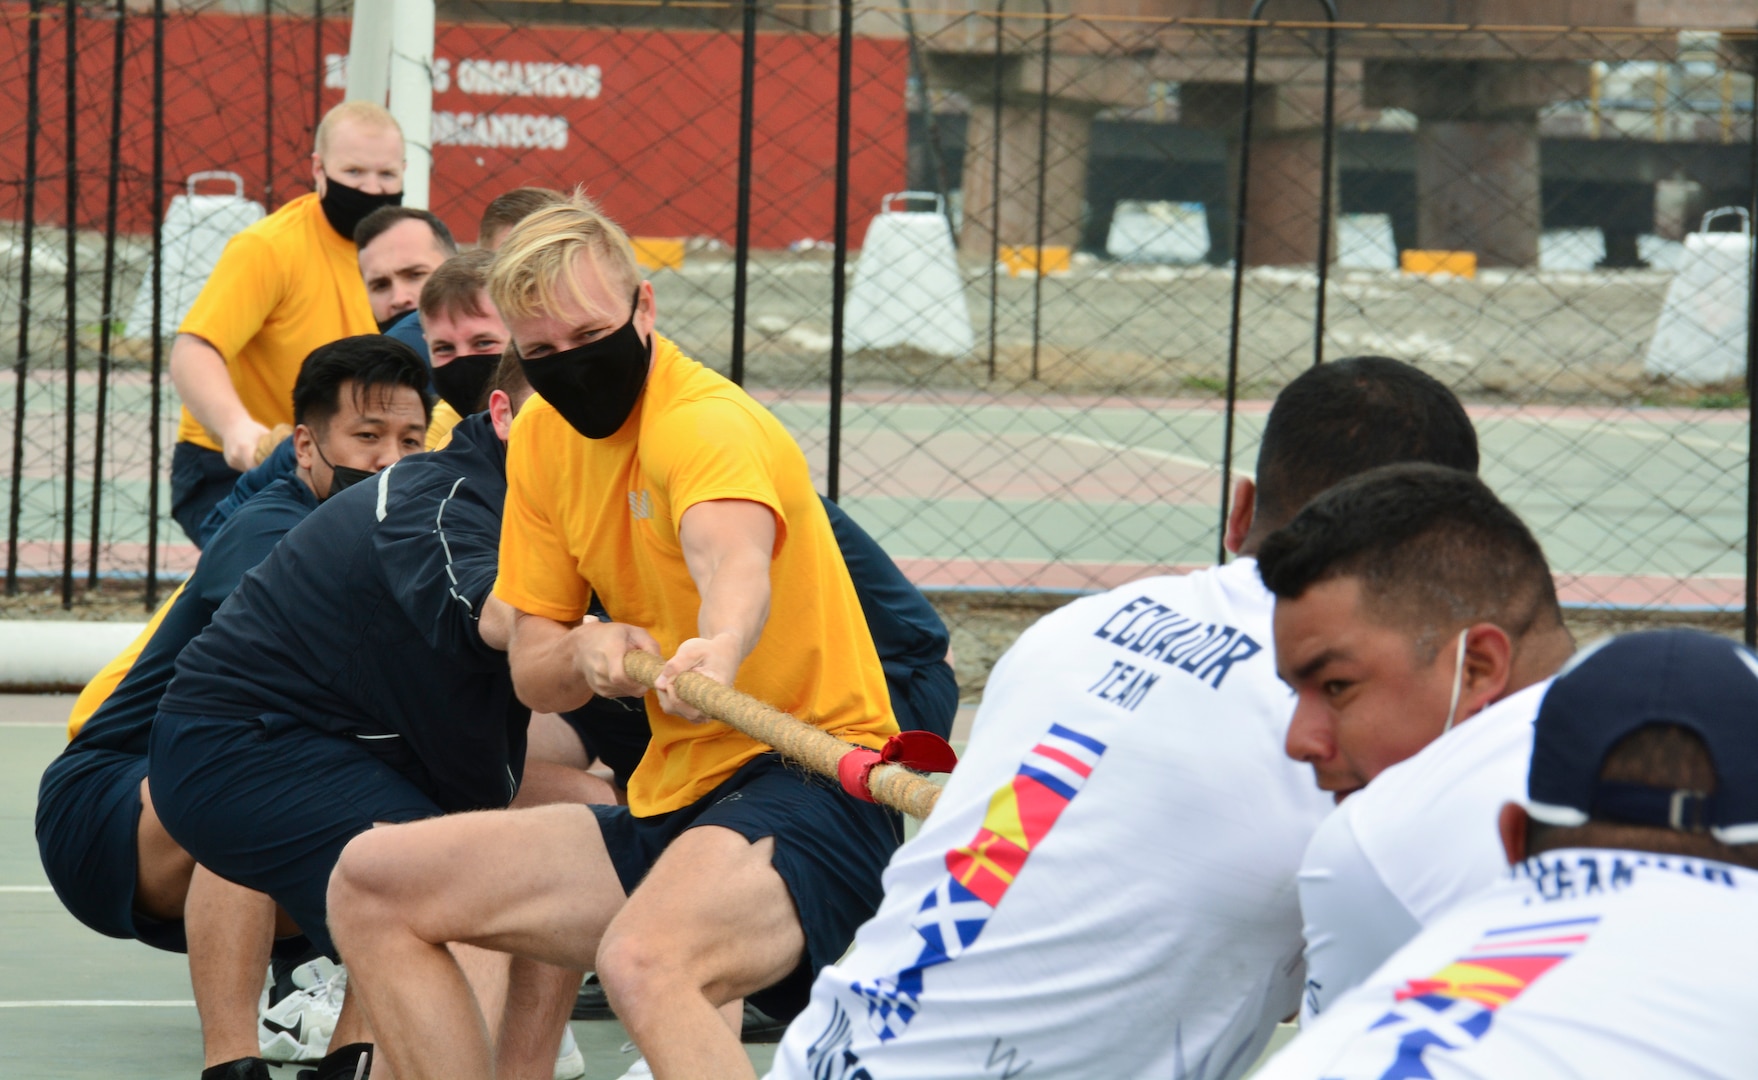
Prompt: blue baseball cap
<box><xmin>1527</xmin><ymin>629</ymin><xmax>1758</xmax><ymax>845</ymax></box>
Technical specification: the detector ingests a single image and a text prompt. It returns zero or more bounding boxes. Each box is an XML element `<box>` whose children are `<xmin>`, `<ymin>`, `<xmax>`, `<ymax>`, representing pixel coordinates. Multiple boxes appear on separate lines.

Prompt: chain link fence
<box><xmin>2</xmin><ymin>2</ymin><xmax>1756</xmax><ymax>648</ymax></box>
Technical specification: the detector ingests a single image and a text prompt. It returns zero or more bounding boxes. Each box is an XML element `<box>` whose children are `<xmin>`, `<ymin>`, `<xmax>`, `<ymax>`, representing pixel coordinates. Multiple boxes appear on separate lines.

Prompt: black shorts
<box><xmin>591</xmin><ymin>753</ymin><xmax>902</xmax><ymax>1022</ymax></box>
<box><xmin>148</xmin><ymin>711</ymin><xmax>443</xmax><ymax>958</ymax></box>
<box><xmin>170</xmin><ymin>441</ymin><xmax>239</xmax><ymax>548</ymax></box>
<box><xmin>36</xmin><ymin>748</ymin><xmax>188</xmax><ymax>952</ymax></box>
<box><xmin>559</xmin><ymin>696</ymin><xmax>650</xmax><ymax>791</ymax></box>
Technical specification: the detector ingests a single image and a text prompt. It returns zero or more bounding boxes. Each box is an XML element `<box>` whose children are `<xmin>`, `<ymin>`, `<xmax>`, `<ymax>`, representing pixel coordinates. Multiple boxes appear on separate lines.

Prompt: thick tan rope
<box><xmin>622</xmin><ymin>650</ymin><xmax>943</xmax><ymax>819</ymax></box>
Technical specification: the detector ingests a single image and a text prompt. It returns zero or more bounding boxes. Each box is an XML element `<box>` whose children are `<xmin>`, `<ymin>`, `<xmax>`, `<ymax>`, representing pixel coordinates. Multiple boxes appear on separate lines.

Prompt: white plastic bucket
<box><xmin>124</xmin><ymin>171</ymin><xmax>266</xmax><ymax>338</ymax></box>
<box><xmin>843</xmin><ymin>192</ymin><xmax>974</xmax><ymax>357</ymax></box>
<box><xmin>1643</xmin><ymin>207</ymin><xmax>1751</xmax><ymax>384</ymax></box>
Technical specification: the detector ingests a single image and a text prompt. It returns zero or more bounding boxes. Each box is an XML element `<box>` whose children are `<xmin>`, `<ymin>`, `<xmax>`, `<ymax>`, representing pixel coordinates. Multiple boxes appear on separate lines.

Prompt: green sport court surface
<box><xmin>4</xmin><ymin>375</ymin><xmax>1751</xmax><ymax>609</ymax></box>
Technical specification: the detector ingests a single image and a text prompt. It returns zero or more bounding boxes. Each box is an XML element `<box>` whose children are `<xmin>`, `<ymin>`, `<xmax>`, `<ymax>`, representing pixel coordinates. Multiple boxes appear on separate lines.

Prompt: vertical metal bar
<box><xmin>1311</xmin><ymin>23</ymin><xmax>1337</xmax><ymax>366</ymax></box>
<box><xmin>146</xmin><ymin>0</ymin><xmax>164</xmax><ymax>609</ymax></box>
<box><xmin>61</xmin><ymin>0</ymin><xmax>78</xmax><ymax>609</ymax></box>
<box><xmin>826</xmin><ymin>0</ymin><xmax>852</xmax><ymax>503</ymax></box>
<box><xmin>90</xmin><ymin>0</ymin><xmax>126</xmax><ymax>586</ymax></box>
<box><xmin>8</xmin><ymin>0</ymin><xmax>44</xmax><ymax>597</ymax></box>
<box><xmin>1744</xmin><ymin>63</ymin><xmax>1758</xmax><ymax>647</ymax></box>
<box><xmin>1218</xmin><ymin>23</ymin><xmax>1260</xmax><ymax>565</ymax></box>
<box><xmin>984</xmin><ymin>3</ymin><xmax>1005</xmax><ymax>380</ymax></box>
<box><xmin>1027</xmin><ymin>5</ymin><xmax>1051</xmax><ymax>382</ymax></box>
<box><xmin>263</xmin><ymin>0</ymin><xmax>275</xmax><ymax>208</ymax></box>
<box><xmin>897</xmin><ymin>0</ymin><xmax>954</xmax><ymax>239</ymax></box>
<box><xmin>313</xmin><ymin>0</ymin><xmax>324</xmax><ymax>135</ymax></box>
<box><xmin>729</xmin><ymin>0</ymin><xmax>757</xmax><ymax>387</ymax></box>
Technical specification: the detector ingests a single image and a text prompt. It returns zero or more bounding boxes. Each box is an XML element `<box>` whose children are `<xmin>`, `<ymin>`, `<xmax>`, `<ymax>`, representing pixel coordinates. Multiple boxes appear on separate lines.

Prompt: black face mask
<box><xmin>319</xmin><ymin>172</ymin><xmax>402</xmax><ymax>243</ymax></box>
<box><xmin>518</xmin><ymin>290</ymin><xmax>652</xmax><ymax>440</ymax></box>
<box><xmin>432</xmin><ymin>353</ymin><xmax>500</xmax><ymax>416</ymax></box>
<box><xmin>312</xmin><ymin>441</ymin><xmax>374</xmax><ymax>500</ymax></box>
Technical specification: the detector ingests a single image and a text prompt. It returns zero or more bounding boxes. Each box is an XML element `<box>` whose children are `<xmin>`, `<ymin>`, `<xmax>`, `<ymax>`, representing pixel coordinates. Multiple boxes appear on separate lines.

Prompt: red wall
<box><xmin>0</xmin><ymin>5</ymin><xmax>909</xmax><ymax>247</ymax></box>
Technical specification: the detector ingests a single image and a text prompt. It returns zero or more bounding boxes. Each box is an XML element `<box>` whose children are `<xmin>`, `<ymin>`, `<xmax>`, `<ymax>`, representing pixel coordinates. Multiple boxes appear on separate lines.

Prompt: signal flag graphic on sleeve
<box><xmin>1319</xmin><ymin>915</ymin><xmax>1599</xmax><ymax>1080</ymax></box>
<box><xmin>849</xmin><ymin>723</ymin><xmax>1108</xmax><ymax>1042</ymax></box>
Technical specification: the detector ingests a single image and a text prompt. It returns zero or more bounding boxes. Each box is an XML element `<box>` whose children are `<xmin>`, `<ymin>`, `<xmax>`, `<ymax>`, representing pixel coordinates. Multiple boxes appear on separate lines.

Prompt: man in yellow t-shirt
<box><xmin>326</xmin><ymin>198</ymin><xmax>904</xmax><ymax>1080</ymax></box>
<box><xmin>168</xmin><ymin>100</ymin><xmax>403</xmax><ymax>545</ymax></box>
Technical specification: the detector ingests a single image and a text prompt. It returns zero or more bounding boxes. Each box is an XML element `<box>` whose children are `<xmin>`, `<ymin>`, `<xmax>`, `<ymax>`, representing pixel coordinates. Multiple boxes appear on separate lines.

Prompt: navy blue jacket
<box><xmin>60</xmin><ymin>477</ymin><xmax>318</xmax><ymax>760</ymax></box>
<box><xmin>162</xmin><ymin>413</ymin><xmax>522</xmax><ymax>813</ymax></box>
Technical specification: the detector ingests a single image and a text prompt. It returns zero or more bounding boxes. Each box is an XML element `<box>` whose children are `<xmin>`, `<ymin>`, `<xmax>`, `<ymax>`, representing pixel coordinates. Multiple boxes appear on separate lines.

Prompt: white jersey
<box><xmin>767</xmin><ymin>559</ymin><xmax>1333</xmax><ymax>1080</ymax></box>
<box><xmin>1258</xmin><ymin>848</ymin><xmax>1758</xmax><ymax>1079</ymax></box>
<box><xmin>1298</xmin><ymin>680</ymin><xmax>1548</xmax><ymax>1019</ymax></box>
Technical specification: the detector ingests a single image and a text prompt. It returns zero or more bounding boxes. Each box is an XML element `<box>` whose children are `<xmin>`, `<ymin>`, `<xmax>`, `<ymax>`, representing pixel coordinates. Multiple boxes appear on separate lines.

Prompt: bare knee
<box><xmin>326</xmin><ymin>829</ymin><xmax>411</xmax><ymax>950</ymax></box>
<box><xmin>596</xmin><ymin>920</ymin><xmax>685</xmax><ymax>1019</ymax></box>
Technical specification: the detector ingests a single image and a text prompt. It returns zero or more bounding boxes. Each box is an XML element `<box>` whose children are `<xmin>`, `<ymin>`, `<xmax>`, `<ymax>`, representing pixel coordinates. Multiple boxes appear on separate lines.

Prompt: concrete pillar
<box><xmin>958</xmin><ymin>98</ymin><xmax>1095</xmax><ymax>257</ymax></box>
<box><xmin>1413</xmin><ymin>119</ymin><xmax>1540</xmax><ymax>267</ymax></box>
<box><xmin>1366</xmin><ymin>60</ymin><xmax>1588</xmax><ymax>269</ymax></box>
<box><xmin>1182</xmin><ymin>82</ymin><xmax>1334</xmax><ymax>267</ymax></box>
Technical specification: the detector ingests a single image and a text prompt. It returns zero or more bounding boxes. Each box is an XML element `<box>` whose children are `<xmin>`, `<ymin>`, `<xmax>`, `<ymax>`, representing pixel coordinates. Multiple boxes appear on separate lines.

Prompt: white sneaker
<box><xmin>553</xmin><ymin>1026</ymin><xmax>586</xmax><ymax>1080</ymax></box>
<box><xmin>615</xmin><ymin>1041</ymin><xmax>653</xmax><ymax>1078</ymax></box>
<box><xmin>258</xmin><ymin>960</ymin><xmax>346</xmax><ymax>1063</ymax></box>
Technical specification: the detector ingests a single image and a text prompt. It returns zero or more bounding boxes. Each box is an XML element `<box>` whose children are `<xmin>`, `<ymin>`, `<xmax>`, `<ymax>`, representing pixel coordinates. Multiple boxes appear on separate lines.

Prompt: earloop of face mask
<box><xmin>1441</xmin><ymin>629</ymin><xmax>1469</xmax><ymax>735</ymax></box>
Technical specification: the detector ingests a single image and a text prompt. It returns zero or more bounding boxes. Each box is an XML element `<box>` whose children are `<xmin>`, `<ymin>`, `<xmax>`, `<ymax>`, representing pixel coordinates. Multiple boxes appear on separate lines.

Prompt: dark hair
<box><xmin>1256</xmin><ymin>463</ymin><xmax>1560</xmax><ymax>659</ymax></box>
<box><xmin>478</xmin><ymin>187</ymin><xmax>566</xmax><ymax>247</ymax></box>
<box><xmin>354</xmin><ymin>206</ymin><xmax>457</xmax><ymax>255</ymax></box>
<box><xmin>292</xmin><ymin>335</ymin><xmax>435</xmax><ymax>431</ymax></box>
<box><xmin>1253</xmin><ymin>356</ymin><xmax>1478</xmax><ymax>529</ymax></box>
<box><xmin>491</xmin><ymin>344</ymin><xmax>530</xmax><ymax>406</ymax></box>
<box><xmin>418</xmin><ymin>249</ymin><xmax>497</xmax><ymax>322</ymax></box>
<box><xmin>1529</xmin><ymin>723</ymin><xmax>1758</xmax><ymax>871</ymax></box>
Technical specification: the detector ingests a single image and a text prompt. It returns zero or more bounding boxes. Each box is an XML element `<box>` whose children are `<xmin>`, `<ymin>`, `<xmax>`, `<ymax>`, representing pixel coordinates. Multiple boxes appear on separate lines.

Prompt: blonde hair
<box><xmin>315</xmin><ymin>100</ymin><xmax>402</xmax><ymax>156</ymax></box>
<box><xmin>487</xmin><ymin>192</ymin><xmax>641</xmax><ymax>326</ymax></box>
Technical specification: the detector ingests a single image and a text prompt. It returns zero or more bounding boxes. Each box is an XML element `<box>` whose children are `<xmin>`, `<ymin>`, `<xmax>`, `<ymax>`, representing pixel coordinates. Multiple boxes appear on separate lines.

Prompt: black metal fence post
<box><xmin>985</xmin><ymin>3</ymin><xmax>1006</xmax><ymax>381</ymax></box>
<box><xmin>729</xmin><ymin>0</ymin><xmax>757</xmax><ymax>387</ymax></box>
<box><xmin>7</xmin><ymin>0</ymin><xmax>44</xmax><ymax>597</ymax></box>
<box><xmin>1028</xmin><ymin>1</ymin><xmax>1051</xmax><ymax>382</ymax></box>
<box><xmin>61</xmin><ymin>0</ymin><xmax>79</xmax><ymax>609</ymax></box>
<box><xmin>826</xmin><ymin>0</ymin><xmax>852</xmax><ymax>503</ymax></box>
<box><xmin>264</xmin><ymin>0</ymin><xmax>275</xmax><ymax>208</ymax></box>
<box><xmin>313</xmin><ymin>0</ymin><xmax>324</xmax><ymax>132</ymax></box>
<box><xmin>1312</xmin><ymin>19</ymin><xmax>1338</xmax><ymax>366</ymax></box>
<box><xmin>1218</xmin><ymin>0</ymin><xmax>1340</xmax><ymax>563</ymax></box>
<box><xmin>146</xmin><ymin>0</ymin><xmax>165</xmax><ymax>609</ymax></box>
<box><xmin>1744</xmin><ymin>56</ymin><xmax>1758</xmax><ymax>648</ymax></box>
<box><xmin>91</xmin><ymin>0</ymin><xmax>126</xmax><ymax>587</ymax></box>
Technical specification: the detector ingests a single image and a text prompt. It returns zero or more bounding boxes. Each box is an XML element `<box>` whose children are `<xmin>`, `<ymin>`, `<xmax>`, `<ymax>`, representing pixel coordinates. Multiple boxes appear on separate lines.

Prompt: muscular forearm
<box><xmin>170</xmin><ymin>334</ymin><xmax>251</xmax><ymax>439</ymax></box>
<box><xmin>695</xmin><ymin>547</ymin><xmax>772</xmax><ymax>663</ymax></box>
<box><xmin>479</xmin><ymin>595</ymin><xmax>515</xmax><ymax>652</ymax></box>
<box><xmin>507</xmin><ymin>612</ymin><xmax>595</xmax><ymax>714</ymax></box>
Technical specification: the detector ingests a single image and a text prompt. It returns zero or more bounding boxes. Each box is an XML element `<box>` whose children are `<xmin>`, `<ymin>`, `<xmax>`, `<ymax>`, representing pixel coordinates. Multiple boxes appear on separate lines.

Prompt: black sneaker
<box><xmin>200</xmin><ymin>1059</ymin><xmax>271</xmax><ymax>1080</ymax></box>
<box><xmin>740</xmin><ymin>1002</ymin><xmax>787</xmax><ymax>1044</ymax></box>
<box><xmin>572</xmin><ymin>972</ymin><xmax>617</xmax><ymax>1021</ymax></box>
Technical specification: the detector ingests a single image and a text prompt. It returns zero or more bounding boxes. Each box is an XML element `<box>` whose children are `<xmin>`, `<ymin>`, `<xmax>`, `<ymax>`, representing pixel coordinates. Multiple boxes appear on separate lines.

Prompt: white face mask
<box><xmin>1440</xmin><ymin>629</ymin><xmax>1468</xmax><ymax>735</ymax></box>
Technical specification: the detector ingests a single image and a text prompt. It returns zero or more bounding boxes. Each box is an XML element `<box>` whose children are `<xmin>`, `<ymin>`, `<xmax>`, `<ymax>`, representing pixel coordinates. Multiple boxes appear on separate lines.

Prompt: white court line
<box><xmin>1047</xmin><ymin>432</ymin><xmax>1255</xmax><ymax>479</ymax></box>
<box><xmin>0</xmin><ymin>721</ymin><xmax>65</xmax><ymax>727</ymax></box>
<box><xmin>0</xmin><ymin>1000</ymin><xmax>194</xmax><ymax>1008</ymax></box>
<box><xmin>1493</xmin><ymin>415</ymin><xmax>1739</xmax><ymax>456</ymax></box>
<box><xmin>0</xmin><ymin>885</ymin><xmax>52</xmax><ymax>893</ymax></box>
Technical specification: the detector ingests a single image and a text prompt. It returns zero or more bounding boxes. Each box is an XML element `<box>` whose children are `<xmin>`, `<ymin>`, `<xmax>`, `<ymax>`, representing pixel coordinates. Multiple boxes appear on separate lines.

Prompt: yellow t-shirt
<box><xmin>496</xmin><ymin>336</ymin><xmax>897</xmax><ymax>815</ymax></box>
<box><xmin>66</xmin><ymin>583</ymin><xmax>184</xmax><ymax>740</ymax></box>
<box><xmin>176</xmin><ymin>192</ymin><xmax>378</xmax><ymax>451</ymax></box>
<box><xmin>425</xmin><ymin>400</ymin><xmax>463</xmax><ymax>451</ymax></box>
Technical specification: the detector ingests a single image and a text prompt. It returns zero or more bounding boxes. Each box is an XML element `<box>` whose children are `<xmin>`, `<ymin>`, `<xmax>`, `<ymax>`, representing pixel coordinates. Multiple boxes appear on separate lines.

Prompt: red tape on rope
<box><xmin>838</xmin><ymin>730</ymin><xmax>959</xmax><ymax>803</ymax></box>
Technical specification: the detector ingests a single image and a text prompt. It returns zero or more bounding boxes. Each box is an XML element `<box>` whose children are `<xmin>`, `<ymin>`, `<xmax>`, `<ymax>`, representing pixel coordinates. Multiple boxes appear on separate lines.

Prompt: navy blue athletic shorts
<box><xmin>148</xmin><ymin>711</ymin><xmax>443</xmax><ymax>958</ymax></box>
<box><xmin>559</xmin><ymin>696</ymin><xmax>650</xmax><ymax>791</ymax></box>
<box><xmin>36</xmin><ymin>749</ymin><xmax>188</xmax><ymax>952</ymax></box>
<box><xmin>170</xmin><ymin>441</ymin><xmax>240</xmax><ymax>549</ymax></box>
<box><xmin>591</xmin><ymin>752</ymin><xmax>902</xmax><ymax>1022</ymax></box>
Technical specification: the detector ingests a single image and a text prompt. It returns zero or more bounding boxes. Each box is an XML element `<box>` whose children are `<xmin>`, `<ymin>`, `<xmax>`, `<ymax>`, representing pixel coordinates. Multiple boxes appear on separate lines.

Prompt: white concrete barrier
<box><xmin>844</xmin><ymin>192</ymin><xmax>974</xmax><ymax>357</ymax></box>
<box><xmin>0</xmin><ymin>621</ymin><xmax>147</xmax><ymax>690</ymax></box>
<box><xmin>1645</xmin><ymin>208</ymin><xmax>1751</xmax><ymax>385</ymax></box>
<box><xmin>1106</xmin><ymin>200</ymin><xmax>1209</xmax><ymax>264</ymax></box>
<box><xmin>1338</xmin><ymin>213</ymin><xmax>1397</xmax><ymax>271</ymax></box>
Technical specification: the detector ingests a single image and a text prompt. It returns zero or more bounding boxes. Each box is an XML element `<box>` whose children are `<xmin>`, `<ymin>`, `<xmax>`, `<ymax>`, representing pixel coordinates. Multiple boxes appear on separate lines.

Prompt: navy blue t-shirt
<box><xmin>161</xmin><ymin>414</ymin><xmax>522</xmax><ymax>813</ymax></box>
<box><xmin>198</xmin><ymin>437</ymin><xmax>296</xmax><ymax>548</ymax></box>
<box><xmin>64</xmin><ymin>476</ymin><xmax>318</xmax><ymax>759</ymax></box>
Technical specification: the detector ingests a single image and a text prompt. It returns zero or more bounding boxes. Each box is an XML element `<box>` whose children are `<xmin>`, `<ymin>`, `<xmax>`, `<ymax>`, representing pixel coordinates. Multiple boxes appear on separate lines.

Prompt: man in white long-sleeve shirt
<box><xmin>1254</xmin><ymin>629</ymin><xmax>1758</xmax><ymax>1080</ymax></box>
<box><xmin>1256</xmin><ymin>464</ymin><xmax>1577</xmax><ymax>1018</ymax></box>
<box><xmin>767</xmin><ymin>357</ymin><xmax>1480</xmax><ymax>1080</ymax></box>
